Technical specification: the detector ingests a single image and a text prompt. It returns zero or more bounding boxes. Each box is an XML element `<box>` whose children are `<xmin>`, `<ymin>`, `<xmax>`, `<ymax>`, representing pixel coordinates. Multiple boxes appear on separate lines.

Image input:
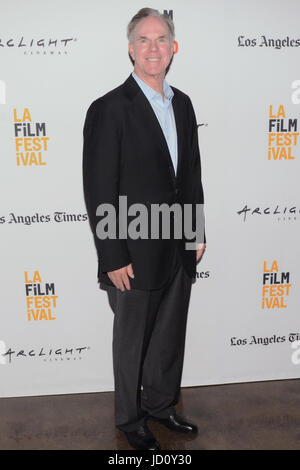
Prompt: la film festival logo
<box><xmin>268</xmin><ymin>105</ymin><xmax>299</xmax><ymax>160</ymax></box>
<box><xmin>25</xmin><ymin>270</ymin><xmax>58</xmax><ymax>321</ymax></box>
<box><xmin>262</xmin><ymin>260</ymin><xmax>292</xmax><ymax>309</ymax></box>
<box><xmin>13</xmin><ymin>108</ymin><xmax>50</xmax><ymax>166</ymax></box>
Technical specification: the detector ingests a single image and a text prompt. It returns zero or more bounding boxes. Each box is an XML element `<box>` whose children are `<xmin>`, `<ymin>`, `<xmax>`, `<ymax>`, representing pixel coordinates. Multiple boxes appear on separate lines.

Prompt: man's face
<box><xmin>128</xmin><ymin>16</ymin><xmax>174</xmax><ymax>81</ymax></box>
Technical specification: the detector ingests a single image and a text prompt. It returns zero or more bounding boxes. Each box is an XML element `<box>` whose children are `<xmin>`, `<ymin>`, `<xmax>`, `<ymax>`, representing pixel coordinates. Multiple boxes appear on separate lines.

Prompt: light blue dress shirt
<box><xmin>132</xmin><ymin>71</ymin><xmax>178</xmax><ymax>175</ymax></box>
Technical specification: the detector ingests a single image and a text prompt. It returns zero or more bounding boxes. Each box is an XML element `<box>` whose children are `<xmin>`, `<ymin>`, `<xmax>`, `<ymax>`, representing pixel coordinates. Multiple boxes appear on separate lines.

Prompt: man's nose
<box><xmin>148</xmin><ymin>40</ymin><xmax>159</xmax><ymax>51</ymax></box>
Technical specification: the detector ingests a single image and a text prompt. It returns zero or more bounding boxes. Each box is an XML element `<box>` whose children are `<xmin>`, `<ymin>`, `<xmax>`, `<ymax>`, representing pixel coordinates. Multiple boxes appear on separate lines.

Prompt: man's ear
<box><xmin>128</xmin><ymin>52</ymin><xmax>134</xmax><ymax>66</ymax></box>
<box><xmin>128</xmin><ymin>43</ymin><xmax>134</xmax><ymax>62</ymax></box>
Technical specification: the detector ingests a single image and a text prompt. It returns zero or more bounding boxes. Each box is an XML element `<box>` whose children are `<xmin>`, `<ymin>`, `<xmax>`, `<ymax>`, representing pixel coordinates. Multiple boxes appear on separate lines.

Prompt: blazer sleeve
<box><xmin>187</xmin><ymin>96</ymin><xmax>206</xmax><ymax>245</ymax></box>
<box><xmin>82</xmin><ymin>99</ymin><xmax>131</xmax><ymax>273</ymax></box>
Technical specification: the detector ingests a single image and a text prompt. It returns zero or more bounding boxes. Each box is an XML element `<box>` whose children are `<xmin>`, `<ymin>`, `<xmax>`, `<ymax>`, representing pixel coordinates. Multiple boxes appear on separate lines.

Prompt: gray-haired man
<box><xmin>83</xmin><ymin>7</ymin><xmax>206</xmax><ymax>450</ymax></box>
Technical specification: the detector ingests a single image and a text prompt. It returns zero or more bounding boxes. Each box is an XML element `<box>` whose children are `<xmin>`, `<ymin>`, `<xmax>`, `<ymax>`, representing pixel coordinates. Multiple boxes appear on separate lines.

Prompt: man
<box><xmin>83</xmin><ymin>8</ymin><xmax>206</xmax><ymax>450</ymax></box>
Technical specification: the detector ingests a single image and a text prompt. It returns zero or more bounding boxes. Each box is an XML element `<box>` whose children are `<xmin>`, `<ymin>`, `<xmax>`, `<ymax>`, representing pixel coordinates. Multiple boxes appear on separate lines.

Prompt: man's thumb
<box><xmin>127</xmin><ymin>264</ymin><xmax>135</xmax><ymax>278</ymax></box>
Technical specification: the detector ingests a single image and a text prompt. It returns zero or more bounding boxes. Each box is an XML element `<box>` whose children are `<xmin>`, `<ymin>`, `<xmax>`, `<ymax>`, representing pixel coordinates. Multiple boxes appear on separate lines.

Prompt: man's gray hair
<box><xmin>127</xmin><ymin>7</ymin><xmax>175</xmax><ymax>43</ymax></box>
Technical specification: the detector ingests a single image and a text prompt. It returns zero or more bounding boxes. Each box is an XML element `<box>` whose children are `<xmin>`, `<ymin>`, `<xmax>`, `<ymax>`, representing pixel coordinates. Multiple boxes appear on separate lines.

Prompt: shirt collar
<box><xmin>132</xmin><ymin>71</ymin><xmax>174</xmax><ymax>103</ymax></box>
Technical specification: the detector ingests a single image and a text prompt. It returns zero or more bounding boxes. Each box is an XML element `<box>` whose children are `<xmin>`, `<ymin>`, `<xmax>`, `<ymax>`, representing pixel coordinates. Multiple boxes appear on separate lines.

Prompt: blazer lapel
<box><xmin>171</xmin><ymin>89</ymin><xmax>183</xmax><ymax>182</ymax></box>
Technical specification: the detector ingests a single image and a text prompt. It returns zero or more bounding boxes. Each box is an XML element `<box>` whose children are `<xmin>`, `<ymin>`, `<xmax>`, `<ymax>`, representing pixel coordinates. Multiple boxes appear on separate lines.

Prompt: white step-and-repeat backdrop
<box><xmin>1</xmin><ymin>0</ymin><xmax>299</xmax><ymax>397</ymax></box>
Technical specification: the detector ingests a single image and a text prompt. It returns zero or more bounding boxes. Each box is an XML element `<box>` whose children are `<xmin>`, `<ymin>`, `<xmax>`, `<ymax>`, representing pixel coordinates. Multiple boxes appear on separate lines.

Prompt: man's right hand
<box><xmin>107</xmin><ymin>264</ymin><xmax>135</xmax><ymax>292</ymax></box>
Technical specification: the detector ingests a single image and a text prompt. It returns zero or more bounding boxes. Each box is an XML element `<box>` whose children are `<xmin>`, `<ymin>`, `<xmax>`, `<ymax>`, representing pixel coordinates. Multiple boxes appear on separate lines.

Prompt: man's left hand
<box><xmin>196</xmin><ymin>243</ymin><xmax>206</xmax><ymax>263</ymax></box>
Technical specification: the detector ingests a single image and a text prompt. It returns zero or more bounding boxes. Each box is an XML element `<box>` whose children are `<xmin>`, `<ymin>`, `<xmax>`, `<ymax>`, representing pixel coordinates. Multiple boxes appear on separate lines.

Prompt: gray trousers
<box><xmin>103</xmin><ymin>253</ymin><xmax>192</xmax><ymax>432</ymax></box>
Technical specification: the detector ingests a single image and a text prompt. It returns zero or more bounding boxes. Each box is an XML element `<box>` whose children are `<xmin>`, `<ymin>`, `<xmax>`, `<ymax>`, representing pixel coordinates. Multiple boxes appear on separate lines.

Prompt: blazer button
<box><xmin>175</xmin><ymin>188</ymin><xmax>179</xmax><ymax>195</ymax></box>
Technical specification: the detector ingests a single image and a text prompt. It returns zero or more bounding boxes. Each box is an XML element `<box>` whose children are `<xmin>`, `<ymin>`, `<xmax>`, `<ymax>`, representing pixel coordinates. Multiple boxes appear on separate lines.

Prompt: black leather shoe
<box><xmin>125</xmin><ymin>424</ymin><xmax>161</xmax><ymax>450</ymax></box>
<box><xmin>150</xmin><ymin>412</ymin><xmax>198</xmax><ymax>434</ymax></box>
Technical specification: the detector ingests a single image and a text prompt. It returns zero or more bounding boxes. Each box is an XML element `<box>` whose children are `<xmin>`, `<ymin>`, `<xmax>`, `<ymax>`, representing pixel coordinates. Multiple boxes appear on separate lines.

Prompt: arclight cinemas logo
<box><xmin>237</xmin><ymin>204</ymin><xmax>299</xmax><ymax>222</ymax></box>
<box><xmin>0</xmin><ymin>36</ymin><xmax>77</xmax><ymax>55</ymax></box>
<box><xmin>0</xmin><ymin>344</ymin><xmax>90</xmax><ymax>364</ymax></box>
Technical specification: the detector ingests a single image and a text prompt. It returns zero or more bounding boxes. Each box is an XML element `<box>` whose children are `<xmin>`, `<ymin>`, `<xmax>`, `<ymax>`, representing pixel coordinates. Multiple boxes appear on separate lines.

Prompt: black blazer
<box><xmin>82</xmin><ymin>73</ymin><xmax>205</xmax><ymax>290</ymax></box>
